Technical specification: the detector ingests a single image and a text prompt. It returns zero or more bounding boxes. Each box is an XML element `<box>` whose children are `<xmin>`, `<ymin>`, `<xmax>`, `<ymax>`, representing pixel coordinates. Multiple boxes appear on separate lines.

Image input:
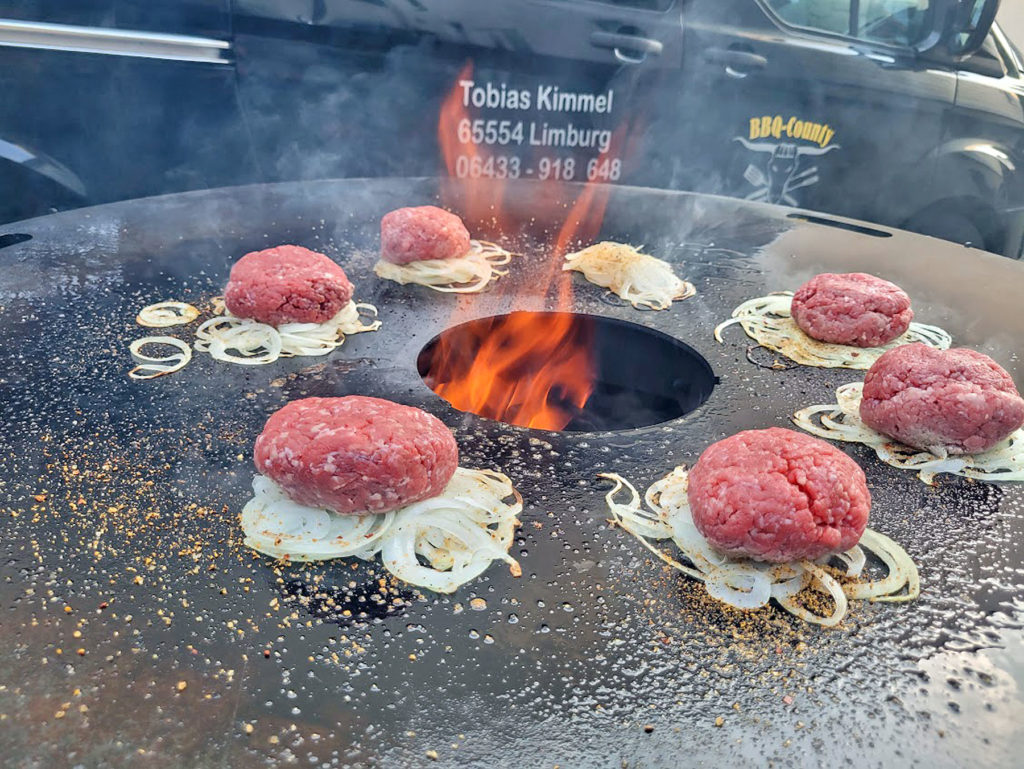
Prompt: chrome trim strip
<box><xmin>0</xmin><ymin>19</ymin><xmax>231</xmax><ymax>63</ymax></box>
<box><xmin>992</xmin><ymin>23</ymin><xmax>1023</xmax><ymax>78</ymax></box>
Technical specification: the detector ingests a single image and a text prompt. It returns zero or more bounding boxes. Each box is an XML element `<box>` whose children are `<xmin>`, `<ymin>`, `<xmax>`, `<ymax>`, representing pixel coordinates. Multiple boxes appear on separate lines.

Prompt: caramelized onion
<box><xmin>563</xmin><ymin>242</ymin><xmax>695</xmax><ymax>310</ymax></box>
<box><xmin>136</xmin><ymin>301</ymin><xmax>201</xmax><ymax>327</ymax></box>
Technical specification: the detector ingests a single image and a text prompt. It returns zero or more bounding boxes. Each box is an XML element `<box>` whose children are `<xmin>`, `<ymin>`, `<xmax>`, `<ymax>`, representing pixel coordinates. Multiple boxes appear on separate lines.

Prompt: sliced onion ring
<box><xmin>195</xmin><ymin>316</ymin><xmax>283</xmax><ymax>365</ymax></box>
<box><xmin>136</xmin><ymin>301</ymin><xmax>200</xmax><ymax>327</ymax></box>
<box><xmin>601</xmin><ymin>467</ymin><xmax>919</xmax><ymax>627</ymax></box>
<box><xmin>373</xmin><ymin>240</ymin><xmax>515</xmax><ymax>293</ymax></box>
<box><xmin>241</xmin><ymin>467</ymin><xmax>522</xmax><ymax>594</ymax></box>
<box><xmin>715</xmin><ymin>292</ymin><xmax>952</xmax><ymax>370</ymax></box>
<box><xmin>774</xmin><ymin>562</ymin><xmax>849</xmax><ymax>628</ymax></box>
<box><xmin>194</xmin><ymin>300</ymin><xmax>380</xmax><ymax>366</ymax></box>
<box><xmin>793</xmin><ymin>382</ymin><xmax>1024</xmax><ymax>484</ymax></box>
<box><xmin>128</xmin><ymin>336</ymin><xmax>192</xmax><ymax>380</ymax></box>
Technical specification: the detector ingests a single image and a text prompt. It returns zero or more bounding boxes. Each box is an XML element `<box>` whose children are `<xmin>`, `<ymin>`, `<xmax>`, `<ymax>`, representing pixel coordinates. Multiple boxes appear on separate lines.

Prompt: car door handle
<box><xmin>703</xmin><ymin>47</ymin><xmax>767</xmax><ymax>76</ymax></box>
<box><xmin>590</xmin><ymin>31</ymin><xmax>663</xmax><ymax>65</ymax></box>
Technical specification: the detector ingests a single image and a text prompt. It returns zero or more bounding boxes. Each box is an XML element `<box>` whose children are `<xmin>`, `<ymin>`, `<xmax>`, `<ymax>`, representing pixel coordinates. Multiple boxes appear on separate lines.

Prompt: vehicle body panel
<box><xmin>1</xmin><ymin>0</ymin><xmax>1023</xmax><ymax>257</ymax></box>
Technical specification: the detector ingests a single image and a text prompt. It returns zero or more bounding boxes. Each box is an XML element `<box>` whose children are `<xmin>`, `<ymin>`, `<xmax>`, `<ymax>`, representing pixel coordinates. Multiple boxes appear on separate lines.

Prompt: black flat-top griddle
<box><xmin>0</xmin><ymin>178</ymin><xmax>1023</xmax><ymax>769</ymax></box>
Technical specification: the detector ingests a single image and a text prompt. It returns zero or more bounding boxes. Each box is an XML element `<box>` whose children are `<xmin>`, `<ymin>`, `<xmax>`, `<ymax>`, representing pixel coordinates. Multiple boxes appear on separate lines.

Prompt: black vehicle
<box><xmin>1</xmin><ymin>0</ymin><xmax>1019</xmax><ymax>256</ymax></box>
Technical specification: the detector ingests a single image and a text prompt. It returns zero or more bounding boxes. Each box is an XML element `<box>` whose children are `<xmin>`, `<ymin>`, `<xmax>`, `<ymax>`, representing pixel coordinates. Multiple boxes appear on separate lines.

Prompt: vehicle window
<box><xmin>763</xmin><ymin>0</ymin><xmax>849</xmax><ymax>34</ymax></box>
<box><xmin>762</xmin><ymin>0</ymin><xmax>931</xmax><ymax>47</ymax></box>
<box><xmin>550</xmin><ymin>0</ymin><xmax>676</xmax><ymax>9</ymax></box>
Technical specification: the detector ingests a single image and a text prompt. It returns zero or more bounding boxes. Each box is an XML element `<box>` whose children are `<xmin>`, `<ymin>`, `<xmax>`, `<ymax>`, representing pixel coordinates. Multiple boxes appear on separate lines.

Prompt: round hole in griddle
<box><xmin>417</xmin><ymin>311</ymin><xmax>716</xmax><ymax>432</ymax></box>
<box><xmin>0</xmin><ymin>233</ymin><xmax>32</xmax><ymax>250</ymax></box>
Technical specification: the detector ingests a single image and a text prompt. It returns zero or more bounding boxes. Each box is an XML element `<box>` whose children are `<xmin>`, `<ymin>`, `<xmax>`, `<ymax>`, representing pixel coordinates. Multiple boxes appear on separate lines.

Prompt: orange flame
<box><xmin>438</xmin><ymin>61</ymin><xmax>511</xmax><ymax>234</ymax></box>
<box><xmin>544</xmin><ymin>121</ymin><xmax>632</xmax><ymax>307</ymax></box>
<box><xmin>425</xmin><ymin>313</ymin><xmax>594</xmax><ymax>431</ymax></box>
<box><xmin>552</xmin><ymin>123</ymin><xmax>632</xmax><ymax>258</ymax></box>
<box><xmin>428</xmin><ymin>67</ymin><xmax>639</xmax><ymax>430</ymax></box>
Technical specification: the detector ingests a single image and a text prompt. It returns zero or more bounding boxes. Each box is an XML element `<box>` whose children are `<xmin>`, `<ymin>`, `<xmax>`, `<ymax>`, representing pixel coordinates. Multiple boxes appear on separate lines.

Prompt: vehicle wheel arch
<box><xmin>901</xmin><ymin>195</ymin><xmax>1002</xmax><ymax>252</ymax></box>
<box><xmin>897</xmin><ymin>137</ymin><xmax>1024</xmax><ymax>254</ymax></box>
<box><xmin>0</xmin><ymin>137</ymin><xmax>88</xmax><ymax>224</ymax></box>
<box><xmin>929</xmin><ymin>137</ymin><xmax>1019</xmax><ymax>196</ymax></box>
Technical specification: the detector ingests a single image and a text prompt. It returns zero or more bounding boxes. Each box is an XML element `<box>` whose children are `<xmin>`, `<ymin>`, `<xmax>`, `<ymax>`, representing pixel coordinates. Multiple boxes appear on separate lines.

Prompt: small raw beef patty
<box><xmin>687</xmin><ymin>427</ymin><xmax>870</xmax><ymax>562</ymax></box>
<box><xmin>380</xmin><ymin>206</ymin><xmax>471</xmax><ymax>265</ymax></box>
<box><xmin>224</xmin><ymin>245</ymin><xmax>354</xmax><ymax>326</ymax></box>
<box><xmin>791</xmin><ymin>272</ymin><xmax>913</xmax><ymax>347</ymax></box>
<box><xmin>860</xmin><ymin>343</ymin><xmax>1024</xmax><ymax>455</ymax></box>
<box><xmin>255</xmin><ymin>396</ymin><xmax>459</xmax><ymax>515</ymax></box>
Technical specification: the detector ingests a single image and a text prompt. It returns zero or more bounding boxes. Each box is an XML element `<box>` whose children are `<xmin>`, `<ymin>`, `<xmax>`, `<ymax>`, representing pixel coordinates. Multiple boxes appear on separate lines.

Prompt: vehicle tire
<box><xmin>903</xmin><ymin>205</ymin><xmax>988</xmax><ymax>250</ymax></box>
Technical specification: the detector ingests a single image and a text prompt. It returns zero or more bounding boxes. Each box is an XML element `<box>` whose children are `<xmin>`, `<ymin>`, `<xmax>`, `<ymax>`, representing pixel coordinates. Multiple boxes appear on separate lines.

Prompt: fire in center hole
<box><xmin>418</xmin><ymin>311</ymin><xmax>717</xmax><ymax>432</ymax></box>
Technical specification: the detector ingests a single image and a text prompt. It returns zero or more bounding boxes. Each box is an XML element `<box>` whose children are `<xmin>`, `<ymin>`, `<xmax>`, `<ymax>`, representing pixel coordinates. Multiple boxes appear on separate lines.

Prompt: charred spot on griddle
<box><xmin>272</xmin><ymin>359</ymin><xmax>377</xmax><ymax>400</ymax></box>
<box><xmin>278</xmin><ymin>574</ymin><xmax>416</xmax><ymax>627</ymax></box>
<box><xmin>746</xmin><ymin>344</ymin><xmax>800</xmax><ymax>371</ymax></box>
<box><xmin>921</xmin><ymin>475</ymin><xmax>1004</xmax><ymax>519</ymax></box>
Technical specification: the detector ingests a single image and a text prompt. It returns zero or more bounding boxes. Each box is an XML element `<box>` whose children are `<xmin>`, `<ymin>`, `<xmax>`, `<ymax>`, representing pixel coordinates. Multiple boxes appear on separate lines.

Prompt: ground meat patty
<box><xmin>254</xmin><ymin>396</ymin><xmax>459</xmax><ymax>515</ymax></box>
<box><xmin>380</xmin><ymin>206</ymin><xmax>472</xmax><ymax>265</ymax></box>
<box><xmin>224</xmin><ymin>245</ymin><xmax>354</xmax><ymax>326</ymax></box>
<box><xmin>687</xmin><ymin>428</ymin><xmax>870</xmax><ymax>562</ymax></box>
<box><xmin>790</xmin><ymin>272</ymin><xmax>913</xmax><ymax>347</ymax></box>
<box><xmin>859</xmin><ymin>343</ymin><xmax>1024</xmax><ymax>455</ymax></box>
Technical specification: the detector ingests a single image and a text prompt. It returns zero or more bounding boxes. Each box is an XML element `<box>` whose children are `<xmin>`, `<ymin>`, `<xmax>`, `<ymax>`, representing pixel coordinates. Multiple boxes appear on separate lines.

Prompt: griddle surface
<box><xmin>1</xmin><ymin>179</ymin><xmax>1022</xmax><ymax>768</ymax></box>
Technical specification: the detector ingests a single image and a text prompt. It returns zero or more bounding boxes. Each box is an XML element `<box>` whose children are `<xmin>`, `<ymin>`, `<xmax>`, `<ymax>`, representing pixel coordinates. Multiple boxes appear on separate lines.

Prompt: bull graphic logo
<box><xmin>734</xmin><ymin>137</ymin><xmax>840</xmax><ymax>206</ymax></box>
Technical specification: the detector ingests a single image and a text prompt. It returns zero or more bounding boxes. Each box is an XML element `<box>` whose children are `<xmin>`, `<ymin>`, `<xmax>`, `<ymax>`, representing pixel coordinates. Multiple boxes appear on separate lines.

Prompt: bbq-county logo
<box><xmin>735</xmin><ymin>115</ymin><xmax>840</xmax><ymax>206</ymax></box>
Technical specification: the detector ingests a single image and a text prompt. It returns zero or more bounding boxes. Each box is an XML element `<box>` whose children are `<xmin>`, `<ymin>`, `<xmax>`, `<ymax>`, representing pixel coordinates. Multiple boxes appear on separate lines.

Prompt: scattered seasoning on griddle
<box><xmin>3</xmin><ymin>283</ymin><xmax>1019</xmax><ymax>769</ymax></box>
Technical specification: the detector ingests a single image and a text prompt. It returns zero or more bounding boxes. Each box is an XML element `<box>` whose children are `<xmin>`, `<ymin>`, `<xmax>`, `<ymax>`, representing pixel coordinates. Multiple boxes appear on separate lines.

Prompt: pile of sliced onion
<box><xmin>793</xmin><ymin>382</ymin><xmax>1024</xmax><ymax>484</ymax></box>
<box><xmin>136</xmin><ymin>301</ymin><xmax>200</xmax><ymax>327</ymax></box>
<box><xmin>600</xmin><ymin>467</ymin><xmax>919</xmax><ymax>627</ymax></box>
<box><xmin>373</xmin><ymin>240</ymin><xmax>514</xmax><ymax>293</ymax></box>
<box><xmin>194</xmin><ymin>300</ymin><xmax>380</xmax><ymax>366</ymax></box>
<box><xmin>714</xmin><ymin>292</ymin><xmax>952</xmax><ymax>369</ymax></box>
<box><xmin>128</xmin><ymin>336</ymin><xmax>193</xmax><ymax>380</ymax></box>
<box><xmin>563</xmin><ymin>241</ymin><xmax>696</xmax><ymax>310</ymax></box>
<box><xmin>241</xmin><ymin>467</ymin><xmax>522</xmax><ymax>594</ymax></box>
